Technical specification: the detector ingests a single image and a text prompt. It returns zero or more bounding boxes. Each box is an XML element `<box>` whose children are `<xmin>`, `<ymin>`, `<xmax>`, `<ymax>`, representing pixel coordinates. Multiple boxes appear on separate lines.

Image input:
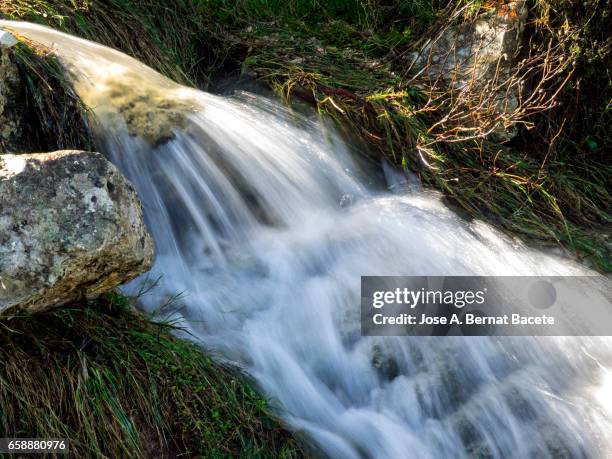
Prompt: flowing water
<box><xmin>3</xmin><ymin>21</ymin><xmax>611</xmax><ymax>459</ymax></box>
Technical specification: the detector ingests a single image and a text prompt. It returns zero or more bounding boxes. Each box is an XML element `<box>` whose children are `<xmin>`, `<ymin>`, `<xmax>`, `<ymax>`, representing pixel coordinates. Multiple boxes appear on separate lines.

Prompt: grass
<box><xmin>7</xmin><ymin>39</ymin><xmax>92</xmax><ymax>152</ymax></box>
<box><xmin>217</xmin><ymin>0</ymin><xmax>611</xmax><ymax>270</ymax></box>
<box><xmin>2</xmin><ymin>0</ymin><xmax>608</xmax><ymax>270</ymax></box>
<box><xmin>0</xmin><ymin>292</ymin><xmax>305</xmax><ymax>458</ymax></box>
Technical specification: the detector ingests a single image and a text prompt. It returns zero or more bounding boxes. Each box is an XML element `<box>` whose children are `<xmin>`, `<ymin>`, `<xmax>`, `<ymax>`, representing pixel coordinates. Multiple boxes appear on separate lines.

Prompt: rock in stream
<box><xmin>0</xmin><ymin>150</ymin><xmax>154</xmax><ymax>315</ymax></box>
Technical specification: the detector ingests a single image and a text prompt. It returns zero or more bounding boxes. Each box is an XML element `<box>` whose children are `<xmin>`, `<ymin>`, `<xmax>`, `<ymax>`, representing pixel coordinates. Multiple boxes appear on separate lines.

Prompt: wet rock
<box><xmin>0</xmin><ymin>30</ymin><xmax>23</xmax><ymax>152</ymax></box>
<box><xmin>0</xmin><ymin>150</ymin><xmax>154</xmax><ymax>315</ymax></box>
<box><xmin>371</xmin><ymin>343</ymin><xmax>400</xmax><ymax>381</ymax></box>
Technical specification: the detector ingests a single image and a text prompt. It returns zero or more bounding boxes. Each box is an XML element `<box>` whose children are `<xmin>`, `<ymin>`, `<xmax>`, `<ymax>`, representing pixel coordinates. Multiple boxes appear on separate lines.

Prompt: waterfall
<box><xmin>3</xmin><ymin>21</ymin><xmax>611</xmax><ymax>459</ymax></box>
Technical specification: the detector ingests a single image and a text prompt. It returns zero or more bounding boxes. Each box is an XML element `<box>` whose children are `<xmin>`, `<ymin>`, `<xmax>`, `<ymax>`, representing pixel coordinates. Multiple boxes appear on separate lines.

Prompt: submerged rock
<box><xmin>0</xmin><ymin>150</ymin><xmax>154</xmax><ymax>315</ymax></box>
<box><xmin>84</xmin><ymin>71</ymin><xmax>191</xmax><ymax>146</ymax></box>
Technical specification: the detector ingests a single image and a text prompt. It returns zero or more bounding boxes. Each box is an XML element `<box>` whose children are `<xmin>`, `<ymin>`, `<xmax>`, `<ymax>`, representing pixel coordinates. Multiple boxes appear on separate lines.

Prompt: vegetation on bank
<box><xmin>0</xmin><ymin>293</ymin><xmax>303</xmax><ymax>458</ymax></box>
<box><xmin>10</xmin><ymin>40</ymin><xmax>92</xmax><ymax>152</ymax></box>
<box><xmin>2</xmin><ymin>0</ymin><xmax>609</xmax><ymax>270</ymax></box>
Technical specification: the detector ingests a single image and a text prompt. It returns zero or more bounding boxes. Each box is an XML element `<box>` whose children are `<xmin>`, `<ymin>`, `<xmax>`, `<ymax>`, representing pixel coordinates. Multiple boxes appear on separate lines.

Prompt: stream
<box><xmin>2</xmin><ymin>20</ymin><xmax>611</xmax><ymax>459</ymax></box>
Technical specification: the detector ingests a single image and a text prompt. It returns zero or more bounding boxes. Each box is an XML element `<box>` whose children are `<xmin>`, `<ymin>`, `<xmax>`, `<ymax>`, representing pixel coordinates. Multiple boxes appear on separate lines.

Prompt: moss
<box><xmin>89</xmin><ymin>72</ymin><xmax>191</xmax><ymax>146</ymax></box>
<box><xmin>9</xmin><ymin>39</ymin><xmax>93</xmax><ymax>152</ymax></box>
<box><xmin>0</xmin><ymin>41</ymin><xmax>23</xmax><ymax>152</ymax></box>
<box><xmin>0</xmin><ymin>293</ymin><xmax>305</xmax><ymax>458</ymax></box>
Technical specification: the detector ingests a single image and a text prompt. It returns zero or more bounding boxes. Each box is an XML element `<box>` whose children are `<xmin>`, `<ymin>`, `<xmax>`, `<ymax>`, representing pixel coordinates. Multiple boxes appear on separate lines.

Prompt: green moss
<box><xmin>0</xmin><ymin>293</ymin><xmax>304</xmax><ymax>458</ymax></box>
<box><xmin>11</xmin><ymin>40</ymin><xmax>93</xmax><ymax>152</ymax></box>
<box><xmin>91</xmin><ymin>72</ymin><xmax>191</xmax><ymax>146</ymax></box>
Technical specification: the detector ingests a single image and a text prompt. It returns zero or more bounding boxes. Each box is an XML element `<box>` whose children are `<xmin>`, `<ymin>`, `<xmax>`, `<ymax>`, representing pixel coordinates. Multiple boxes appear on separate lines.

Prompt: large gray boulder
<box><xmin>0</xmin><ymin>150</ymin><xmax>154</xmax><ymax>315</ymax></box>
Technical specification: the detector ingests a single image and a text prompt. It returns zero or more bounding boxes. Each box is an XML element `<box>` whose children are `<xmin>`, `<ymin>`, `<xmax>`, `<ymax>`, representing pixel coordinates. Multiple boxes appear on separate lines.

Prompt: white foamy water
<box><xmin>3</xmin><ymin>21</ymin><xmax>611</xmax><ymax>458</ymax></box>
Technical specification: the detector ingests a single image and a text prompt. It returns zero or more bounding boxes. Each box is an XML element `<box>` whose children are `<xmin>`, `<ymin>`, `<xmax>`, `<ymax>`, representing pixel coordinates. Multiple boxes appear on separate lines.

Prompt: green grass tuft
<box><xmin>0</xmin><ymin>293</ymin><xmax>305</xmax><ymax>458</ymax></box>
<box><xmin>10</xmin><ymin>39</ymin><xmax>93</xmax><ymax>152</ymax></box>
